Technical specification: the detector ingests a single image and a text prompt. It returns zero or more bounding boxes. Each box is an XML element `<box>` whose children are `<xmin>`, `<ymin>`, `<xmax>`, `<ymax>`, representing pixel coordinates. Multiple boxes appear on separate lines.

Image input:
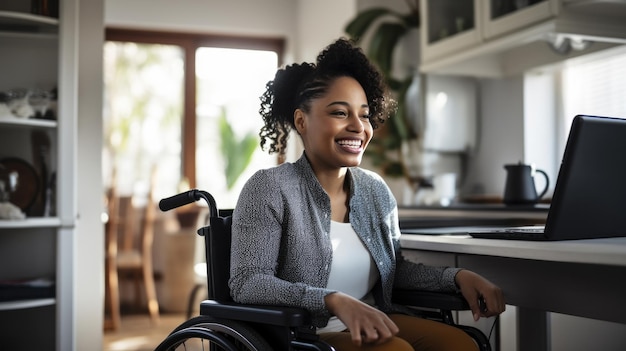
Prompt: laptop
<box><xmin>469</xmin><ymin>114</ymin><xmax>626</xmax><ymax>241</ymax></box>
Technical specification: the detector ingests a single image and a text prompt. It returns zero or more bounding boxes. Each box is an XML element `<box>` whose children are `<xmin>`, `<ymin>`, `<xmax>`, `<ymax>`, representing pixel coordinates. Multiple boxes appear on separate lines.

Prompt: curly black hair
<box><xmin>258</xmin><ymin>37</ymin><xmax>395</xmax><ymax>155</ymax></box>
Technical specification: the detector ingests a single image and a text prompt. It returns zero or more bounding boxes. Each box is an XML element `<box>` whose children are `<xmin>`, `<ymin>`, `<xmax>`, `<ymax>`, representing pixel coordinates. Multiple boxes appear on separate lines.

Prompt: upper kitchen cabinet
<box><xmin>483</xmin><ymin>0</ymin><xmax>559</xmax><ymax>39</ymax></box>
<box><xmin>421</xmin><ymin>0</ymin><xmax>482</xmax><ymax>64</ymax></box>
<box><xmin>420</xmin><ymin>0</ymin><xmax>626</xmax><ymax>78</ymax></box>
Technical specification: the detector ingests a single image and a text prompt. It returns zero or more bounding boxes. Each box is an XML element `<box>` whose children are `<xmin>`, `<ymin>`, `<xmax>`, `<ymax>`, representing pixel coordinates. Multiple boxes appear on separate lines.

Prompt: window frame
<box><xmin>105</xmin><ymin>28</ymin><xmax>285</xmax><ymax>188</ymax></box>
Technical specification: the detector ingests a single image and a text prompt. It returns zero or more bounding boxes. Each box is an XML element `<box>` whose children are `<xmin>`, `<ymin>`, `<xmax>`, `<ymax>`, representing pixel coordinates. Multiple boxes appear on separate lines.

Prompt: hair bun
<box><xmin>273</xmin><ymin>62</ymin><xmax>316</xmax><ymax>113</ymax></box>
<box><xmin>316</xmin><ymin>38</ymin><xmax>366</xmax><ymax>74</ymax></box>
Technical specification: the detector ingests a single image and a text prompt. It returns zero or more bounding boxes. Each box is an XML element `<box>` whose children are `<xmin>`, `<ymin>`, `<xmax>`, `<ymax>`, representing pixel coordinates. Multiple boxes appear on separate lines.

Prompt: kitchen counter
<box><xmin>398</xmin><ymin>203</ymin><xmax>549</xmax><ymax>229</ymax></box>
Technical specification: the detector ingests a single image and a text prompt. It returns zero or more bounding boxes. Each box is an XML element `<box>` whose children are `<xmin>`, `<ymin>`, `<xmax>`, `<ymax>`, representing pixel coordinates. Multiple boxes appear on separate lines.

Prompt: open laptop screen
<box><xmin>470</xmin><ymin>115</ymin><xmax>626</xmax><ymax>240</ymax></box>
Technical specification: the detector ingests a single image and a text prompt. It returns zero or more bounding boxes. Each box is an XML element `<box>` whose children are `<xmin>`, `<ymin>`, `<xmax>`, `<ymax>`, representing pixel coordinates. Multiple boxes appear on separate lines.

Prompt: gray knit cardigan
<box><xmin>229</xmin><ymin>153</ymin><xmax>460</xmax><ymax>328</ymax></box>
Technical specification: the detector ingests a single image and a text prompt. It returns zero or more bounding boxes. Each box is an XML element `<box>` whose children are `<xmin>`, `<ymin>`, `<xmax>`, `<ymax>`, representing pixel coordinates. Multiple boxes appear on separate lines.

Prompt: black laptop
<box><xmin>469</xmin><ymin>115</ymin><xmax>626</xmax><ymax>241</ymax></box>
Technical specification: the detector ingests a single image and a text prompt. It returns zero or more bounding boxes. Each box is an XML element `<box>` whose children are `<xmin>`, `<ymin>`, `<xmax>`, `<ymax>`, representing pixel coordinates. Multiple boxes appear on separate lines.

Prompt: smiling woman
<box><xmin>227</xmin><ymin>38</ymin><xmax>503</xmax><ymax>351</ymax></box>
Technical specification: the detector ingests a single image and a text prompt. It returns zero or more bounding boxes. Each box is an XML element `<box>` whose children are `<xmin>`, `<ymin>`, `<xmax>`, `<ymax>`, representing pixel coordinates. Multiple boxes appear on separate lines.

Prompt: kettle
<box><xmin>503</xmin><ymin>162</ymin><xmax>549</xmax><ymax>205</ymax></box>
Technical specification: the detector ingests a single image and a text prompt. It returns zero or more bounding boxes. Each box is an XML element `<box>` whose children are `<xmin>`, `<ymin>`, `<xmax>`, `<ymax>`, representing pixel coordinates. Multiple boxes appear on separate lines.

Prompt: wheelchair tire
<box><xmin>154</xmin><ymin>315</ymin><xmax>273</xmax><ymax>351</ymax></box>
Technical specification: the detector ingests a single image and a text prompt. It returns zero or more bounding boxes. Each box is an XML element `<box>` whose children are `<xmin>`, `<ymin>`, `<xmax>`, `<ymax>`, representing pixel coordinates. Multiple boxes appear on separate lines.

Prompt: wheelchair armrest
<box><xmin>200</xmin><ymin>299</ymin><xmax>313</xmax><ymax>327</ymax></box>
<box><xmin>392</xmin><ymin>289</ymin><xmax>471</xmax><ymax>311</ymax></box>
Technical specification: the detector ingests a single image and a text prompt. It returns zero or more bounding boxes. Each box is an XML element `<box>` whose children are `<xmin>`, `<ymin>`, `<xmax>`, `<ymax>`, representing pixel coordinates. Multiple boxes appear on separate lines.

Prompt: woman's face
<box><xmin>294</xmin><ymin>76</ymin><xmax>373</xmax><ymax>172</ymax></box>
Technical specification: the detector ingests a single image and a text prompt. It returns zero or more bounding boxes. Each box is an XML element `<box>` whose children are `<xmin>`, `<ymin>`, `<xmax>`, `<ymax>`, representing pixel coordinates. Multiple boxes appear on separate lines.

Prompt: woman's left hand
<box><xmin>455</xmin><ymin>269</ymin><xmax>506</xmax><ymax>321</ymax></box>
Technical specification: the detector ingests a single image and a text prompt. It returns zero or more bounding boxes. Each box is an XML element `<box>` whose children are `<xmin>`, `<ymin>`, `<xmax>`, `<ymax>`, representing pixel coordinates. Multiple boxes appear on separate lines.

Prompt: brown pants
<box><xmin>318</xmin><ymin>314</ymin><xmax>479</xmax><ymax>351</ymax></box>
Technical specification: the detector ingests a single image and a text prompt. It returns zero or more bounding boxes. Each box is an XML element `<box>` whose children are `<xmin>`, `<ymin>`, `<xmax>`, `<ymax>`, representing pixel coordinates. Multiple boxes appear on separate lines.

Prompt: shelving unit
<box><xmin>0</xmin><ymin>5</ymin><xmax>73</xmax><ymax>350</ymax></box>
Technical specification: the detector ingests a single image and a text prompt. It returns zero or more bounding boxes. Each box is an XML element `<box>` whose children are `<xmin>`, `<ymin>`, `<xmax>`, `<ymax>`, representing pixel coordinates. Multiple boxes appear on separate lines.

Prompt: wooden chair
<box><xmin>104</xmin><ymin>169</ymin><xmax>160</xmax><ymax>330</ymax></box>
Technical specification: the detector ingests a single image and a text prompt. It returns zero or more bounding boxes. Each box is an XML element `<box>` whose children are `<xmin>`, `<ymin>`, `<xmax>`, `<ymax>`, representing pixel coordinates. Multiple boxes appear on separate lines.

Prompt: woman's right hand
<box><xmin>324</xmin><ymin>292</ymin><xmax>399</xmax><ymax>346</ymax></box>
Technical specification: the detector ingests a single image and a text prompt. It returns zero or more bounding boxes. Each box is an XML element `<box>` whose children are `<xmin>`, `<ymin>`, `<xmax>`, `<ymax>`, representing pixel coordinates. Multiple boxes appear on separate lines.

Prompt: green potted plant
<box><xmin>344</xmin><ymin>0</ymin><xmax>421</xmax><ymax>178</ymax></box>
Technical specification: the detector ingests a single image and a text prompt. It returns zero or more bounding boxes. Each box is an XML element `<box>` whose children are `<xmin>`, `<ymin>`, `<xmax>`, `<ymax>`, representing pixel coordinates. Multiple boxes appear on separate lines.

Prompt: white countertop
<box><xmin>400</xmin><ymin>231</ymin><xmax>626</xmax><ymax>267</ymax></box>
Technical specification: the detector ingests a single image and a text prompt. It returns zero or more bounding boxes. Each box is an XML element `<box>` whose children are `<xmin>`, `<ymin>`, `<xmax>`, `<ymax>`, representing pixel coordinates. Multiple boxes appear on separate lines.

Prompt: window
<box><xmin>104</xmin><ymin>29</ymin><xmax>284</xmax><ymax>206</ymax></box>
<box><xmin>103</xmin><ymin>41</ymin><xmax>184</xmax><ymax>201</ymax></box>
<box><xmin>560</xmin><ymin>45</ymin><xmax>626</xmax><ymax>147</ymax></box>
<box><xmin>195</xmin><ymin>47</ymin><xmax>278</xmax><ymax>208</ymax></box>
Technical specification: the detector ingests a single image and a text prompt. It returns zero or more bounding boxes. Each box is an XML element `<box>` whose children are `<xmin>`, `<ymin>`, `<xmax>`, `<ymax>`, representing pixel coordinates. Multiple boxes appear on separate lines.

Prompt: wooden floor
<box><xmin>103</xmin><ymin>313</ymin><xmax>187</xmax><ymax>351</ymax></box>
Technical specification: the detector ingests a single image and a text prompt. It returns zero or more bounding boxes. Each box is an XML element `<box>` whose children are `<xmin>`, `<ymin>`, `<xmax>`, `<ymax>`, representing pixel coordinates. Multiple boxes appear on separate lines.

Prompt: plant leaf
<box><xmin>368</xmin><ymin>22</ymin><xmax>408</xmax><ymax>77</ymax></box>
<box><xmin>218</xmin><ymin>110</ymin><xmax>259</xmax><ymax>189</ymax></box>
<box><xmin>390</xmin><ymin>76</ymin><xmax>417</xmax><ymax>141</ymax></box>
<box><xmin>401</xmin><ymin>12</ymin><xmax>420</xmax><ymax>28</ymax></box>
<box><xmin>226</xmin><ymin>134</ymin><xmax>257</xmax><ymax>189</ymax></box>
<box><xmin>383</xmin><ymin>161</ymin><xmax>405</xmax><ymax>177</ymax></box>
<box><xmin>387</xmin><ymin>77</ymin><xmax>403</xmax><ymax>91</ymax></box>
<box><xmin>345</xmin><ymin>8</ymin><xmax>393</xmax><ymax>42</ymax></box>
<box><xmin>345</xmin><ymin>3</ymin><xmax>421</xmax><ymax>178</ymax></box>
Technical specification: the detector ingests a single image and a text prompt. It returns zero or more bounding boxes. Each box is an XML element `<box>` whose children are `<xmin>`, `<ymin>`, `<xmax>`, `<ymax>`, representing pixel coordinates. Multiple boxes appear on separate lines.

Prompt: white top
<box><xmin>317</xmin><ymin>221</ymin><xmax>378</xmax><ymax>334</ymax></box>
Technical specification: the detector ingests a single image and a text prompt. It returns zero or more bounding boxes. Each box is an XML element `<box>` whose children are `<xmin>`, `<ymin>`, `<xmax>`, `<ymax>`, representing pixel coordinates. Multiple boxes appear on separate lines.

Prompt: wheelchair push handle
<box><xmin>159</xmin><ymin>189</ymin><xmax>218</xmax><ymax>218</ymax></box>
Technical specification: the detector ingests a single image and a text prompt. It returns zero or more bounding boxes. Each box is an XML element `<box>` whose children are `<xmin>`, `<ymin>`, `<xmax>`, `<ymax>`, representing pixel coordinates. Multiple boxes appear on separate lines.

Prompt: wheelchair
<box><xmin>155</xmin><ymin>189</ymin><xmax>492</xmax><ymax>351</ymax></box>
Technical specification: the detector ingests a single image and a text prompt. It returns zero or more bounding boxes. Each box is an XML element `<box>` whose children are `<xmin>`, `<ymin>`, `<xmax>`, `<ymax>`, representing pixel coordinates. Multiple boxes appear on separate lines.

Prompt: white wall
<box><xmin>462</xmin><ymin>71</ymin><xmax>558</xmax><ymax>200</ymax></box>
<box><xmin>296</xmin><ymin>0</ymin><xmax>357</xmax><ymax>62</ymax></box>
<box><xmin>462</xmin><ymin>77</ymin><xmax>525</xmax><ymax>197</ymax></box>
<box><xmin>75</xmin><ymin>0</ymin><xmax>105</xmax><ymax>350</ymax></box>
<box><xmin>105</xmin><ymin>0</ymin><xmax>297</xmax><ymax>36</ymax></box>
<box><xmin>106</xmin><ymin>0</ymin><xmax>299</xmax><ymax>66</ymax></box>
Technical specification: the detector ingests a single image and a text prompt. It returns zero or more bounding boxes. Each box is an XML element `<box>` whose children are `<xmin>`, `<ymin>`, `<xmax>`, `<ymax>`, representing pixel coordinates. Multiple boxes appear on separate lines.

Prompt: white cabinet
<box><xmin>420</xmin><ymin>0</ymin><xmax>626</xmax><ymax>78</ymax></box>
<box><xmin>421</xmin><ymin>0</ymin><xmax>482</xmax><ymax>64</ymax></box>
<box><xmin>0</xmin><ymin>6</ymin><xmax>75</xmax><ymax>351</ymax></box>
<box><xmin>483</xmin><ymin>0</ymin><xmax>559</xmax><ymax>39</ymax></box>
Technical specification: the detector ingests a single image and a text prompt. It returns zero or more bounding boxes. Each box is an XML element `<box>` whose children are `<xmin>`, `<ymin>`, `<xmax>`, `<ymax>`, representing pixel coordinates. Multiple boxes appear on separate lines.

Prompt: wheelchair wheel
<box><xmin>155</xmin><ymin>315</ymin><xmax>273</xmax><ymax>351</ymax></box>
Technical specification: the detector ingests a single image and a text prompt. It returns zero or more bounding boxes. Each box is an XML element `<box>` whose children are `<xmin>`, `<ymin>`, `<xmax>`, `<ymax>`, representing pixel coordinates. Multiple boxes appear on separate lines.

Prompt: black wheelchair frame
<box><xmin>154</xmin><ymin>189</ymin><xmax>492</xmax><ymax>351</ymax></box>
